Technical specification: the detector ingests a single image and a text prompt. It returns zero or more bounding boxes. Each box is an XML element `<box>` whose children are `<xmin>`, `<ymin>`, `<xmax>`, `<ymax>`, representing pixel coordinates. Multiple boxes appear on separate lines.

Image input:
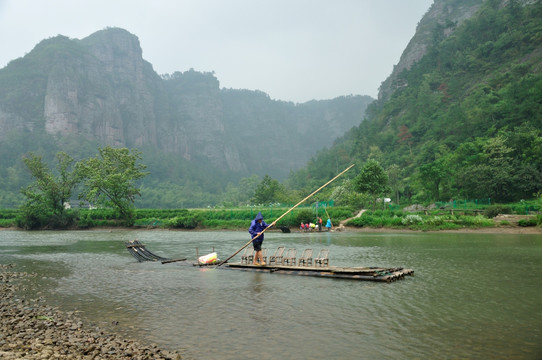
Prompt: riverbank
<box><xmin>1</xmin><ymin>224</ymin><xmax>541</xmax><ymax>234</ymax></box>
<box><xmin>0</xmin><ymin>264</ymin><xmax>182</xmax><ymax>360</ymax></box>
<box><xmin>340</xmin><ymin>225</ymin><xmax>542</xmax><ymax>234</ymax></box>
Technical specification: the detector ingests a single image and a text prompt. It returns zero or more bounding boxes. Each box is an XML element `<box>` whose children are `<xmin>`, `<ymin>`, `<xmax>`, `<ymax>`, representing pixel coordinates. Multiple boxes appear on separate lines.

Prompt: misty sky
<box><xmin>0</xmin><ymin>0</ymin><xmax>433</xmax><ymax>103</ymax></box>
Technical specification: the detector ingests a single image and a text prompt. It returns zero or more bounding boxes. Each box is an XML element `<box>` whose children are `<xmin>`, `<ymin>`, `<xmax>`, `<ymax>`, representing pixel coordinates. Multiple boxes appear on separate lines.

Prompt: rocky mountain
<box><xmin>293</xmin><ymin>0</ymin><xmax>542</xmax><ymax>204</ymax></box>
<box><xmin>378</xmin><ymin>0</ymin><xmax>539</xmax><ymax>102</ymax></box>
<box><xmin>0</xmin><ymin>28</ymin><xmax>373</xmax><ymax>183</ymax></box>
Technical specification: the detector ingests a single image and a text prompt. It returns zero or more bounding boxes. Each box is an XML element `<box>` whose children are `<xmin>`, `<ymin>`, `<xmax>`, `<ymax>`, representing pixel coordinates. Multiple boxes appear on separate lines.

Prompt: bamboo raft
<box><xmin>213</xmin><ymin>247</ymin><xmax>413</xmax><ymax>282</ymax></box>
<box><xmin>222</xmin><ymin>263</ymin><xmax>414</xmax><ymax>282</ymax></box>
<box><xmin>124</xmin><ymin>241</ymin><xmax>414</xmax><ymax>282</ymax></box>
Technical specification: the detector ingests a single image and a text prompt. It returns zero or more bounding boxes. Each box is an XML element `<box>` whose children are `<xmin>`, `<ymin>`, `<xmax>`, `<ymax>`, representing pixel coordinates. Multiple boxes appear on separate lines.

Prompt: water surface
<box><xmin>1</xmin><ymin>229</ymin><xmax>541</xmax><ymax>359</ymax></box>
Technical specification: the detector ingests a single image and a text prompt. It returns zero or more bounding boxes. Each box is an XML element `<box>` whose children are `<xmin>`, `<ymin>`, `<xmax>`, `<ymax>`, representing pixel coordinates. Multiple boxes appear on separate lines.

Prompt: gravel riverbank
<box><xmin>0</xmin><ymin>264</ymin><xmax>182</xmax><ymax>360</ymax></box>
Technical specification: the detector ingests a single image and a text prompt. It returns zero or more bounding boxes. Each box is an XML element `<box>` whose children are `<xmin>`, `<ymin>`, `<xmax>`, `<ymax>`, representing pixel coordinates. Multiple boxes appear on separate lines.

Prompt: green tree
<box><xmin>418</xmin><ymin>158</ymin><xmax>449</xmax><ymax>201</ymax></box>
<box><xmin>330</xmin><ymin>179</ymin><xmax>368</xmax><ymax>207</ymax></box>
<box><xmin>397</xmin><ymin>125</ymin><xmax>413</xmax><ymax>156</ymax></box>
<box><xmin>238</xmin><ymin>174</ymin><xmax>260</xmax><ymax>204</ymax></box>
<box><xmin>354</xmin><ymin>160</ymin><xmax>390</xmax><ymax>210</ymax></box>
<box><xmin>417</xmin><ymin>142</ymin><xmax>451</xmax><ymax>201</ymax></box>
<box><xmin>455</xmin><ymin>136</ymin><xmax>517</xmax><ymax>202</ymax></box>
<box><xmin>77</xmin><ymin>147</ymin><xmax>148</xmax><ymax>225</ymax></box>
<box><xmin>387</xmin><ymin>164</ymin><xmax>402</xmax><ymax>204</ymax></box>
<box><xmin>19</xmin><ymin>152</ymin><xmax>80</xmax><ymax>229</ymax></box>
<box><xmin>252</xmin><ymin>175</ymin><xmax>287</xmax><ymax>204</ymax></box>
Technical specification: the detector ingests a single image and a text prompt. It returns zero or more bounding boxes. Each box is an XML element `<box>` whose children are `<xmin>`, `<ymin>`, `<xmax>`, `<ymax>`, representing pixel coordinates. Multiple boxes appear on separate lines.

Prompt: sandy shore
<box><xmin>0</xmin><ymin>264</ymin><xmax>182</xmax><ymax>360</ymax></box>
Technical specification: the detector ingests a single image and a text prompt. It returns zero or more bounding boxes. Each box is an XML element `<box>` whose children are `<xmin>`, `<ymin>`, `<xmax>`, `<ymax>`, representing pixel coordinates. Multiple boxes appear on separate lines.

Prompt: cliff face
<box><xmin>42</xmin><ymin>29</ymin><xmax>159</xmax><ymax>148</ymax></box>
<box><xmin>0</xmin><ymin>27</ymin><xmax>372</xmax><ymax>179</ymax></box>
<box><xmin>164</xmin><ymin>70</ymin><xmax>246</xmax><ymax>172</ymax></box>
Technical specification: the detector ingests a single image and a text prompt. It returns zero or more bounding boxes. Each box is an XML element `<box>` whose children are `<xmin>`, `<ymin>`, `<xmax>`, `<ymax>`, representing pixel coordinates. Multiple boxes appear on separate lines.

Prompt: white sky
<box><xmin>0</xmin><ymin>0</ymin><xmax>433</xmax><ymax>103</ymax></box>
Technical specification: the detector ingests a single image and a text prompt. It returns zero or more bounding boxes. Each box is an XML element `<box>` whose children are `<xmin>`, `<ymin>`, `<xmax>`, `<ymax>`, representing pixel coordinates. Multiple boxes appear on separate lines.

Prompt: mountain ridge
<box><xmin>0</xmin><ymin>27</ymin><xmax>372</xmax><ymax>207</ymax></box>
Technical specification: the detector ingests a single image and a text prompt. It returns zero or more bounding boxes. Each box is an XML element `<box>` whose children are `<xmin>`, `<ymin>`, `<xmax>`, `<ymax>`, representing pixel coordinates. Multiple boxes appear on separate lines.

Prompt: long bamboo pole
<box><xmin>217</xmin><ymin>164</ymin><xmax>355</xmax><ymax>266</ymax></box>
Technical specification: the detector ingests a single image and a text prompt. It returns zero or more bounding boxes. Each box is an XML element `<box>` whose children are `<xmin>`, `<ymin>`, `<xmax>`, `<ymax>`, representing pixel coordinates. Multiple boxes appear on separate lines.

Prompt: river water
<box><xmin>1</xmin><ymin>229</ymin><xmax>541</xmax><ymax>359</ymax></box>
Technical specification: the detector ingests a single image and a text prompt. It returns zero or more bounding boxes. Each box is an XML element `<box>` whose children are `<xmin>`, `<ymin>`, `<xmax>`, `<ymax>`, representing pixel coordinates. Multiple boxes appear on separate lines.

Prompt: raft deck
<box><xmin>223</xmin><ymin>262</ymin><xmax>414</xmax><ymax>282</ymax></box>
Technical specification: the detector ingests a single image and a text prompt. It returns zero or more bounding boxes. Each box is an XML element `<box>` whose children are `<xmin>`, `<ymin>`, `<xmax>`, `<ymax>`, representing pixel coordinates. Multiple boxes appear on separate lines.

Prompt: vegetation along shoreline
<box><xmin>2</xmin><ymin>200</ymin><xmax>541</xmax><ymax>233</ymax></box>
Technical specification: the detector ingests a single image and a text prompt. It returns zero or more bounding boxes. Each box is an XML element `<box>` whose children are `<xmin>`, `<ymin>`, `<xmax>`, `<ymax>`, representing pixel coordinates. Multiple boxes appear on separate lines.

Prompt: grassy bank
<box><xmin>1</xmin><ymin>202</ymin><xmax>540</xmax><ymax>231</ymax></box>
<box><xmin>349</xmin><ymin>210</ymin><xmax>502</xmax><ymax>231</ymax></box>
<box><xmin>133</xmin><ymin>206</ymin><xmax>357</xmax><ymax>230</ymax></box>
<box><xmin>0</xmin><ymin>206</ymin><xmax>357</xmax><ymax>230</ymax></box>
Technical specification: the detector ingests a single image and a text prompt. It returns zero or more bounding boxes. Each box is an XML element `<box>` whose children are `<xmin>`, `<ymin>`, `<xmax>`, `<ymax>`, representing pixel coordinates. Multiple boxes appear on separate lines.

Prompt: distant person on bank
<box><xmin>326</xmin><ymin>218</ymin><xmax>333</xmax><ymax>231</ymax></box>
<box><xmin>248</xmin><ymin>212</ymin><xmax>271</xmax><ymax>265</ymax></box>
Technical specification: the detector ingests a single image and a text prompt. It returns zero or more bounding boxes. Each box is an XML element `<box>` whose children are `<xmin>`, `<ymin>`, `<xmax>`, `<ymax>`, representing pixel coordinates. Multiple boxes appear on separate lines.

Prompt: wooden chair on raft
<box><xmin>314</xmin><ymin>248</ymin><xmax>329</xmax><ymax>267</ymax></box>
<box><xmin>242</xmin><ymin>248</ymin><xmax>268</xmax><ymax>264</ymax></box>
<box><xmin>268</xmin><ymin>246</ymin><xmax>285</xmax><ymax>266</ymax></box>
<box><xmin>298</xmin><ymin>248</ymin><xmax>313</xmax><ymax>267</ymax></box>
<box><xmin>241</xmin><ymin>248</ymin><xmax>254</xmax><ymax>264</ymax></box>
<box><xmin>283</xmin><ymin>248</ymin><xmax>297</xmax><ymax>266</ymax></box>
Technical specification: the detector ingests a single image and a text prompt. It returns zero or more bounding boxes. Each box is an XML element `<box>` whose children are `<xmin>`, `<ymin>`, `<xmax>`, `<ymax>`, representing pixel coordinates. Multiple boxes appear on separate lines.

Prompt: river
<box><xmin>1</xmin><ymin>229</ymin><xmax>541</xmax><ymax>359</ymax></box>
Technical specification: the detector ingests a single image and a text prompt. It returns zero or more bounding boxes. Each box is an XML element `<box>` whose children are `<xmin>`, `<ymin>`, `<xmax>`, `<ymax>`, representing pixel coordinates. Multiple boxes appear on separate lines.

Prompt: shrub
<box><xmin>402</xmin><ymin>215</ymin><xmax>424</xmax><ymax>225</ymax></box>
<box><xmin>16</xmin><ymin>204</ymin><xmax>49</xmax><ymax>230</ymax></box>
<box><xmin>518</xmin><ymin>218</ymin><xmax>538</xmax><ymax>227</ymax></box>
<box><xmin>93</xmin><ymin>219</ymin><xmax>113</xmax><ymax>227</ymax></box>
<box><xmin>15</xmin><ymin>204</ymin><xmax>78</xmax><ymax>229</ymax></box>
<box><xmin>201</xmin><ymin>219</ymin><xmax>248</xmax><ymax>229</ymax></box>
<box><xmin>415</xmin><ymin>222</ymin><xmax>461</xmax><ymax>231</ymax></box>
<box><xmin>326</xmin><ymin>206</ymin><xmax>357</xmax><ymax>219</ymax></box>
<box><xmin>459</xmin><ymin>215</ymin><xmax>494</xmax><ymax>227</ymax></box>
<box><xmin>426</xmin><ymin>216</ymin><xmax>444</xmax><ymax>226</ymax></box>
<box><xmin>485</xmin><ymin>205</ymin><xmax>511</xmax><ymax>218</ymax></box>
<box><xmin>77</xmin><ymin>213</ymin><xmax>94</xmax><ymax>229</ymax></box>
<box><xmin>167</xmin><ymin>214</ymin><xmax>199</xmax><ymax>229</ymax></box>
<box><xmin>0</xmin><ymin>209</ymin><xmax>19</xmax><ymax>219</ymax></box>
<box><xmin>347</xmin><ymin>214</ymin><xmax>403</xmax><ymax>228</ymax></box>
<box><xmin>390</xmin><ymin>216</ymin><xmax>404</xmax><ymax>226</ymax></box>
<box><xmin>294</xmin><ymin>209</ymin><xmax>315</xmax><ymax>225</ymax></box>
<box><xmin>0</xmin><ymin>219</ymin><xmax>15</xmax><ymax>227</ymax></box>
<box><xmin>47</xmin><ymin>211</ymin><xmax>78</xmax><ymax>229</ymax></box>
<box><xmin>347</xmin><ymin>215</ymin><xmax>373</xmax><ymax>227</ymax></box>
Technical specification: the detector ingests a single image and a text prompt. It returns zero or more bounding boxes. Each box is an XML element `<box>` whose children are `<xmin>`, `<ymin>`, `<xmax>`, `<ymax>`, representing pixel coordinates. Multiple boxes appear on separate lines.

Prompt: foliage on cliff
<box><xmin>290</xmin><ymin>0</ymin><xmax>542</xmax><ymax>204</ymax></box>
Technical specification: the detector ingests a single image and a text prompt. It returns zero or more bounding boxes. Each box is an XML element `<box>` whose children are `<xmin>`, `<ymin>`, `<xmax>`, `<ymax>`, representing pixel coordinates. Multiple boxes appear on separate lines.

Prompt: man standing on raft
<box><xmin>249</xmin><ymin>212</ymin><xmax>271</xmax><ymax>265</ymax></box>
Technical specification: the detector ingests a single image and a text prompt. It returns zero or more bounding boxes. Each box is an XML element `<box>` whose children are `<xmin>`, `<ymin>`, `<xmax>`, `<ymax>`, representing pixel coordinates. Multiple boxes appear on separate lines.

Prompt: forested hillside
<box><xmin>0</xmin><ymin>28</ymin><xmax>372</xmax><ymax>208</ymax></box>
<box><xmin>290</xmin><ymin>0</ymin><xmax>542</xmax><ymax>204</ymax></box>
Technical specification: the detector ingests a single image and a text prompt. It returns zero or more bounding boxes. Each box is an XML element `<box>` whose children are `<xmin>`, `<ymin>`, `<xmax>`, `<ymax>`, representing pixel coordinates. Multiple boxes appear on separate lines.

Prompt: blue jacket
<box><xmin>249</xmin><ymin>212</ymin><xmax>269</xmax><ymax>241</ymax></box>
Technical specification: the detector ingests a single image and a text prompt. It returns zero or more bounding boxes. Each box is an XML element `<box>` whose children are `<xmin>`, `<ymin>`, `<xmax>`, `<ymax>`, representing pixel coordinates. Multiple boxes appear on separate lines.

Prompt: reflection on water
<box><xmin>1</xmin><ymin>230</ymin><xmax>542</xmax><ymax>360</ymax></box>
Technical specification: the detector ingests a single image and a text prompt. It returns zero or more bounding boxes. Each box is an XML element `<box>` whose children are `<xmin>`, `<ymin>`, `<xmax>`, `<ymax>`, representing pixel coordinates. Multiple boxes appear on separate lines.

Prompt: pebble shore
<box><xmin>0</xmin><ymin>264</ymin><xmax>182</xmax><ymax>360</ymax></box>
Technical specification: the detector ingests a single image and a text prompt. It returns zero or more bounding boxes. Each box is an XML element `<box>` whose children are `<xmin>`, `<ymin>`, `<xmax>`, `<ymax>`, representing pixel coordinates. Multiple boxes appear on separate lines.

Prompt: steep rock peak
<box><xmin>164</xmin><ymin>69</ymin><xmax>220</xmax><ymax>92</ymax></box>
<box><xmin>81</xmin><ymin>27</ymin><xmax>143</xmax><ymax>68</ymax></box>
